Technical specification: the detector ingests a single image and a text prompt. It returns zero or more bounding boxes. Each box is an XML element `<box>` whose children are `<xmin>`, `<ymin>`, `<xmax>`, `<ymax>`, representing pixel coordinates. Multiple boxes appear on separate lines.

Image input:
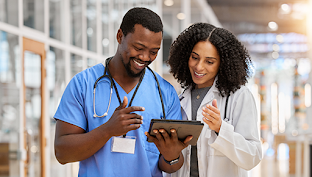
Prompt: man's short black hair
<box><xmin>120</xmin><ymin>7</ymin><xmax>163</xmax><ymax>36</ymax></box>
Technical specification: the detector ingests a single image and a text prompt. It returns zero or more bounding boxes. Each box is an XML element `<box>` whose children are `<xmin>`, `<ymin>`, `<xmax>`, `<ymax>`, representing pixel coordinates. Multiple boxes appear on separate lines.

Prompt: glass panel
<box><xmin>162</xmin><ymin>37</ymin><xmax>172</xmax><ymax>63</ymax></box>
<box><xmin>24</xmin><ymin>51</ymin><xmax>41</xmax><ymax>177</ymax></box>
<box><xmin>23</xmin><ymin>0</ymin><xmax>44</xmax><ymax>32</ymax></box>
<box><xmin>113</xmin><ymin>1</ymin><xmax>119</xmax><ymax>51</ymax></box>
<box><xmin>71</xmin><ymin>53</ymin><xmax>83</xmax><ymax>77</ymax></box>
<box><xmin>148</xmin><ymin>1</ymin><xmax>157</xmax><ymax>12</ymax></box>
<box><xmin>102</xmin><ymin>0</ymin><xmax>109</xmax><ymax>55</ymax></box>
<box><xmin>71</xmin><ymin>0</ymin><xmax>82</xmax><ymax>48</ymax></box>
<box><xmin>47</xmin><ymin>47</ymin><xmax>67</xmax><ymax>177</ymax></box>
<box><xmin>0</xmin><ymin>0</ymin><xmax>19</xmax><ymax>26</ymax></box>
<box><xmin>147</xmin><ymin>0</ymin><xmax>155</xmax><ymax>6</ymax></box>
<box><xmin>0</xmin><ymin>31</ymin><xmax>20</xmax><ymax>177</ymax></box>
<box><xmin>87</xmin><ymin>0</ymin><xmax>97</xmax><ymax>52</ymax></box>
<box><xmin>49</xmin><ymin>0</ymin><xmax>63</xmax><ymax>41</ymax></box>
<box><xmin>123</xmin><ymin>0</ymin><xmax>129</xmax><ymax>11</ymax></box>
<box><xmin>87</xmin><ymin>58</ymin><xmax>97</xmax><ymax>68</ymax></box>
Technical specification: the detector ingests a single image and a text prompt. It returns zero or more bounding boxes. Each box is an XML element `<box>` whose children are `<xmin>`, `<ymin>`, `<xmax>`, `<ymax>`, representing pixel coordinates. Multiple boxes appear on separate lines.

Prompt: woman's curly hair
<box><xmin>167</xmin><ymin>23</ymin><xmax>253</xmax><ymax>96</ymax></box>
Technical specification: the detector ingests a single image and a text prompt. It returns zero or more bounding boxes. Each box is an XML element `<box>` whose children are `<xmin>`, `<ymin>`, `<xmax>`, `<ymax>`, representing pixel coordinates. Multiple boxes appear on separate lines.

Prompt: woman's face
<box><xmin>188</xmin><ymin>41</ymin><xmax>220</xmax><ymax>88</ymax></box>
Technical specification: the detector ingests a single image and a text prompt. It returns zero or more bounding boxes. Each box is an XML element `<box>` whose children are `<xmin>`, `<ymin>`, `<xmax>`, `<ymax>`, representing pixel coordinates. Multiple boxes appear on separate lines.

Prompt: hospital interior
<box><xmin>0</xmin><ymin>0</ymin><xmax>312</xmax><ymax>176</ymax></box>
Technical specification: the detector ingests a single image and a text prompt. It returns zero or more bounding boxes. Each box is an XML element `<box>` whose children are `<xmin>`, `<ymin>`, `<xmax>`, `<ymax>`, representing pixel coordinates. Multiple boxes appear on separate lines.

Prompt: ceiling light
<box><xmin>177</xmin><ymin>13</ymin><xmax>185</xmax><ymax>20</ymax></box>
<box><xmin>280</xmin><ymin>4</ymin><xmax>291</xmax><ymax>14</ymax></box>
<box><xmin>268</xmin><ymin>21</ymin><xmax>278</xmax><ymax>31</ymax></box>
<box><xmin>164</xmin><ymin>0</ymin><xmax>174</xmax><ymax>6</ymax></box>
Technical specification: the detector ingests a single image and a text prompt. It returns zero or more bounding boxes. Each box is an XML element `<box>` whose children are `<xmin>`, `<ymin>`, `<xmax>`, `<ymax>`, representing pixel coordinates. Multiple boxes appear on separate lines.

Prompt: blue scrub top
<box><xmin>54</xmin><ymin>63</ymin><xmax>182</xmax><ymax>177</ymax></box>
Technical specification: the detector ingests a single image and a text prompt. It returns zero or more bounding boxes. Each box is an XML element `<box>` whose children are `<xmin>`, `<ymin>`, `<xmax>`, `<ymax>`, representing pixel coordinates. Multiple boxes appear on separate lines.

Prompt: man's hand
<box><xmin>145</xmin><ymin>128</ymin><xmax>192</xmax><ymax>173</ymax></box>
<box><xmin>145</xmin><ymin>128</ymin><xmax>192</xmax><ymax>161</ymax></box>
<box><xmin>105</xmin><ymin>96</ymin><xmax>145</xmax><ymax>136</ymax></box>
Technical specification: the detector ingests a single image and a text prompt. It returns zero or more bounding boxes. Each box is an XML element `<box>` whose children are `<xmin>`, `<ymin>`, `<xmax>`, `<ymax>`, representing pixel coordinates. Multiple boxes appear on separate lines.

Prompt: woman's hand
<box><xmin>202</xmin><ymin>99</ymin><xmax>222</xmax><ymax>133</ymax></box>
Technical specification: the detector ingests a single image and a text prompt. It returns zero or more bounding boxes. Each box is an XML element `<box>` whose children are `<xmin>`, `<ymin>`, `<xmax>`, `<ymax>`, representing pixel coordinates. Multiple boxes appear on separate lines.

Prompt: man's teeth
<box><xmin>134</xmin><ymin>60</ymin><xmax>144</xmax><ymax>67</ymax></box>
<box><xmin>195</xmin><ymin>72</ymin><xmax>205</xmax><ymax>76</ymax></box>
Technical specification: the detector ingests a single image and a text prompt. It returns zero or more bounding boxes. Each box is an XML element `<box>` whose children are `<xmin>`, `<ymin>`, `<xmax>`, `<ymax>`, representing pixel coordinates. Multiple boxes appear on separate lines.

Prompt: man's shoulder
<box><xmin>74</xmin><ymin>63</ymin><xmax>104</xmax><ymax>80</ymax></box>
<box><xmin>68</xmin><ymin>63</ymin><xmax>104</xmax><ymax>90</ymax></box>
<box><xmin>146</xmin><ymin>68</ymin><xmax>174</xmax><ymax>89</ymax></box>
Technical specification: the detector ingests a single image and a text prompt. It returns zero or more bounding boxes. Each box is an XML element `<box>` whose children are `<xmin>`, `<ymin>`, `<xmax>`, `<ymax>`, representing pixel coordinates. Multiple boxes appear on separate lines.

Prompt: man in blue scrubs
<box><xmin>54</xmin><ymin>7</ymin><xmax>192</xmax><ymax>177</ymax></box>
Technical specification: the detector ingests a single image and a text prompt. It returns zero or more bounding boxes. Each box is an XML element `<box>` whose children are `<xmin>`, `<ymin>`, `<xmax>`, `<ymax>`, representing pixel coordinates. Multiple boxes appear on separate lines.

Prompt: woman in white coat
<box><xmin>166</xmin><ymin>23</ymin><xmax>262</xmax><ymax>177</ymax></box>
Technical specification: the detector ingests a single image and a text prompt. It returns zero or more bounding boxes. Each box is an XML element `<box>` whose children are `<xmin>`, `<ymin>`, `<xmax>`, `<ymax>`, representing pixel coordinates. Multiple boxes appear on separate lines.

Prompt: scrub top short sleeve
<box><xmin>54</xmin><ymin>73</ymin><xmax>88</xmax><ymax>131</ymax></box>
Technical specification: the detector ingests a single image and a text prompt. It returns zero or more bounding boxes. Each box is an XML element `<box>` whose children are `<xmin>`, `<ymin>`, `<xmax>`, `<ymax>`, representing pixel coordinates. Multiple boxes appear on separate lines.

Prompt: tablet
<box><xmin>147</xmin><ymin>119</ymin><xmax>204</xmax><ymax>146</ymax></box>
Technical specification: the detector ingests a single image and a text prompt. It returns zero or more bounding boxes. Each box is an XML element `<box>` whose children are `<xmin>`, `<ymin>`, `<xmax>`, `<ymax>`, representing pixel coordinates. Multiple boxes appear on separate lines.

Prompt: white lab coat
<box><xmin>164</xmin><ymin>79</ymin><xmax>262</xmax><ymax>177</ymax></box>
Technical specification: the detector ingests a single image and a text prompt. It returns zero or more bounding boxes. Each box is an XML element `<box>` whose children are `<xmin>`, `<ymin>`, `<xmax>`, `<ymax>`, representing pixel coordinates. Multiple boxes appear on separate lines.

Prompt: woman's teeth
<box><xmin>195</xmin><ymin>72</ymin><xmax>205</xmax><ymax>76</ymax></box>
<box><xmin>134</xmin><ymin>60</ymin><xmax>144</xmax><ymax>67</ymax></box>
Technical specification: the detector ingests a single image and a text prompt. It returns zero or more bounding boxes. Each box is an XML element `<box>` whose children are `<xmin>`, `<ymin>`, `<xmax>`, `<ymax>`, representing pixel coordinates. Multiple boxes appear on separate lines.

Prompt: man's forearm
<box><xmin>55</xmin><ymin>124</ymin><xmax>112</xmax><ymax>164</ymax></box>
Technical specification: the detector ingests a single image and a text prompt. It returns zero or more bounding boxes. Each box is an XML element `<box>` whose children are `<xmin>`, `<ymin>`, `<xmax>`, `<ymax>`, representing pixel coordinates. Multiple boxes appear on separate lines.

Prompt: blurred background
<box><xmin>0</xmin><ymin>0</ymin><xmax>312</xmax><ymax>176</ymax></box>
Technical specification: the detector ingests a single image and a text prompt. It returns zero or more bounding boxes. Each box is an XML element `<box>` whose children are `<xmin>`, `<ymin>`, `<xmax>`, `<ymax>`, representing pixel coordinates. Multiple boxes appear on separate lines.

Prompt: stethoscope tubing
<box><xmin>93</xmin><ymin>58</ymin><xmax>166</xmax><ymax>119</ymax></box>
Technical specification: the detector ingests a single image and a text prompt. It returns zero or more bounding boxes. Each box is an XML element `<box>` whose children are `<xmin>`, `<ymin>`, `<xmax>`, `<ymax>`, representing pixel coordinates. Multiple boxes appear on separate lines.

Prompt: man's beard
<box><xmin>122</xmin><ymin>57</ymin><xmax>151</xmax><ymax>77</ymax></box>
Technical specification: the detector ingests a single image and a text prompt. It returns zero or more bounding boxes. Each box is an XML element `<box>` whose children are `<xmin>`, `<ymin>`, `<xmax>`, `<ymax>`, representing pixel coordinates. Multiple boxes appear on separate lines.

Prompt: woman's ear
<box><xmin>116</xmin><ymin>29</ymin><xmax>123</xmax><ymax>44</ymax></box>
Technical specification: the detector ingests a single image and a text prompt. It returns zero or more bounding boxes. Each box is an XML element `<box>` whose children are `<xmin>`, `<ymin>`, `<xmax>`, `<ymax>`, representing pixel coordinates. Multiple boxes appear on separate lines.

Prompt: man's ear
<box><xmin>117</xmin><ymin>29</ymin><xmax>123</xmax><ymax>44</ymax></box>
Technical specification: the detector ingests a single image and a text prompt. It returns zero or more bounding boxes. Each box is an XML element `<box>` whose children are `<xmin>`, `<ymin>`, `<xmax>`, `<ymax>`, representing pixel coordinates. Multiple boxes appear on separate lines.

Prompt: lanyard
<box><xmin>105</xmin><ymin>58</ymin><xmax>145</xmax><ymax>107</ymax></box>
<box><xmin>94</xmin><ymin>57</ymin><xmax>165</xmax><ymax>121</ymax></box>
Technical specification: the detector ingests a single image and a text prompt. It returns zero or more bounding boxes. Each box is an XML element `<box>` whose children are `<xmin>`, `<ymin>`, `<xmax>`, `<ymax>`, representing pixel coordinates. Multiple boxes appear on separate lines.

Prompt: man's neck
<box><xmin>108</xmin><ymin>56</ymin><xmax>142</xmax><ymax>94</ymax></box>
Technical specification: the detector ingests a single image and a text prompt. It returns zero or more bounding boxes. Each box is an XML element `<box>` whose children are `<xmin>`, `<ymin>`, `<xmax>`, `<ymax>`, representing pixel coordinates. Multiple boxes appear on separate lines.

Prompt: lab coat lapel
<box><xmin>180</xmin><ymin>88</ymin><xmax>192</xmax><ymax>121</ymax></box>
<box><xmin>198</xmin><ymin>78</ymin><xmax>219</xmax><ymax>109</ymax></box>
<box><xmin>197</xmin><ymin>78</ymin><xmax>220</xmax><ymax>140</ymax></box>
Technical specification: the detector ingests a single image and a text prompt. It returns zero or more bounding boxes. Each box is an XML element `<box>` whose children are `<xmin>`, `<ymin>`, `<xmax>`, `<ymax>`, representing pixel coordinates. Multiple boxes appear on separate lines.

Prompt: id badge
<box><xmin>111</xmin><ymin>136</ymin><xmax>136</xmax><ymax>154</ymax></box>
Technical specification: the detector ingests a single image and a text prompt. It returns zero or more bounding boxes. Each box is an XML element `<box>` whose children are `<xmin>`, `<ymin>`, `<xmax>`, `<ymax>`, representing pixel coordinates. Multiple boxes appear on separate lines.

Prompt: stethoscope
<box><xmin>93</xmin><ymin>57</ymin><xmax>166</xmax><ymax>119</ymax></box>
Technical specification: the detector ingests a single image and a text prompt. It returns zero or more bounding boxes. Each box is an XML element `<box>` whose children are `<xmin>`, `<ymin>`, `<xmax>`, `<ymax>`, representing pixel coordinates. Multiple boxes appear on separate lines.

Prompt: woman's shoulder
<box><xmin>231</xmin><ymin>85</ymin><xmax>255</xmax><ymax>101</ymax></box>
<box><xmin>234</xmin><ymin>85</ymin><xmax>250</xmax><ymax>93</ymax></box>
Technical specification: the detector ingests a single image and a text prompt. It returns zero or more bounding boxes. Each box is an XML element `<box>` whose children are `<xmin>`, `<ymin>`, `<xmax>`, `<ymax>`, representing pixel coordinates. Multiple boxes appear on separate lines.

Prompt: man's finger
<box><xmin>122</xmin><ymin>113</ymin><xmax>143</xmax><ymax>120</ymax></box>
<box><xmin>145</xmin><ymin>132</ymin><xmax>158</xmax><ymax>145</ymax></box>
<box><xmin>170</xmin><ymin>129</ymin><xmax>178</xmax><ymax>141</ymax></box>
<box><xmin>154</xmin><ymin>129</ymin><xmax>165</xmax><ymax>144</ymax></box>
<box><xmin>116</xmin><ymin>96</ymin><xmax>128</xmax><ymax>110</ymax></box>
<box><xmin>122</xmin><ymin>106</ymin><xmax>145</xmax><ymax>114</ymax></box>
<box><xmin>183</xmin><ymin>135</ymin><xmax>193</xmax><ymax>145</ymax></box>
<box><xmin>159</xmin><ymin>129</ymin><xmax>170</xmax><ymax>142</ymax></box>
<box><xmin>126</xmin><ymin>123</ymin><xmax>141</xmax><ymax>131</ymax></box>
<box><xmin>122</xmin><ymin>96</ymin><xmax>128</xmax><ymax>108</ymax></box>
<box><xmin>124</xmin><ymin>117</ymin><xmax>143</xmax><ymax>125</ymax></box>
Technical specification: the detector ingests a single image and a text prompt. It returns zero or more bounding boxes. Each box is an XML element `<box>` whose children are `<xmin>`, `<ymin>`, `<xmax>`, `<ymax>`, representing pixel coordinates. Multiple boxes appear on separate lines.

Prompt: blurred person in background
<box><xmin>166</xmin><ymin>23</ymin><xmax>262</xmax><ymax>177</ymax></box>
<box><xmin>54</xmin><ymin>7</ymin><xmax>191</xmax><ymax>177</ymax></box>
